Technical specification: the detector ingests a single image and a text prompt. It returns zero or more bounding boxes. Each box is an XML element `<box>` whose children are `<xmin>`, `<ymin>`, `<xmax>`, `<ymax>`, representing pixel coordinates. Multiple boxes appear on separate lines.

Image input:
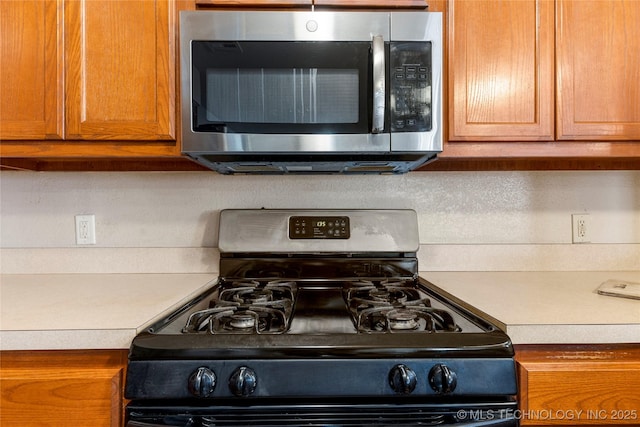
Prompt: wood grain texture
<box><xmin>448</xmin><ymin>0</ymin><xmax>554</xmax><ymax>141</ymax></box>
<box><xmin>516</xmin><ymin>345</ymin><xmax>640</xmax><ymax>426</ymax></box>
<box><xmin>0</xmin><ymin>0</ymin><xmax>63</xmax><ymax>140</ymax></box>
<box><xmin>3</xmin><ymin>0</ymin><xmax>639</xmax><ymax>169</ymax></box>
<box><xmin>557</xmin><ymin>0</ymin><xmax>640</xmax><ymax>140</ymax></box>
<box><xmin>64</xmin><ymin>0</ymin><xmax>175</xmax><ymax>140</ymax></box>
<box><xmin>0</xmin><ymin>350</ymin><xmax>128</xmax><ymax>427</ymax></box>
<box><xmin>1</xmin><ymin>0</ymin><xmax>183</xmax><ymax>157</ymax></box>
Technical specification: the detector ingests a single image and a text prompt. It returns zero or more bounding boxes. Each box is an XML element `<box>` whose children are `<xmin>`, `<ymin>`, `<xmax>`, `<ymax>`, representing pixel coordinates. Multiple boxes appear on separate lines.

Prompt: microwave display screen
<box><xmin>205</xmin><ymin>68</ymin><xmax>359</xmax><ymax>124</ymax></box>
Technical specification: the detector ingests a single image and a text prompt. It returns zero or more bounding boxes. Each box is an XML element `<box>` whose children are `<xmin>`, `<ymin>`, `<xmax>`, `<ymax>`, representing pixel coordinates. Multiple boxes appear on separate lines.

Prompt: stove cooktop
<box><xmin>129</xmin><ymin>275</ymin><xmax>513</xmax><ymax>361</ymax></box>
<box><xmin>170</xmin><ymin>279</ymin><xmax>485</xmax><ymax>336</ymax></box>
<box><xmin>126</xmin><ymin>277</ymin><xmax>517</xmax><ymax>401</ymax></box>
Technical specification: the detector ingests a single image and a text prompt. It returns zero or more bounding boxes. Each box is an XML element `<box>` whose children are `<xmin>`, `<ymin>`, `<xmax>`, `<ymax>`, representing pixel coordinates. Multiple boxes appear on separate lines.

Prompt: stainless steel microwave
<box><xmin>180</xmin><ymin>11</ymin><xmax>443</xmax><ymax>174</ymax></box>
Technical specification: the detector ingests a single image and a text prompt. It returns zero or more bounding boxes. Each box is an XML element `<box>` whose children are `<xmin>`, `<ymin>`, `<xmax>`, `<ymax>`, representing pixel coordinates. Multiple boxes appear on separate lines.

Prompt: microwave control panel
<box><xmin>389</xmin><ymin>42</ymin><xmax>432</xmax><ymax>133</ymax></box>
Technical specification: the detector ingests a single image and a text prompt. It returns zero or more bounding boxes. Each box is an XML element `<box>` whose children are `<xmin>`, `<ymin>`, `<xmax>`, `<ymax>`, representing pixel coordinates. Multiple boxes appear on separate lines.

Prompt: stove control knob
<box><xmin>229</xmin><ymin>366</ymin><xmax>257</xmax><ymax>397</ymax></box>
<box><xmin>428</xmin><ymin>364</ymin><xmax>457</xmax><ymax>394</ymax></box>
<box><xmin>188</xmin><ymin>367</ymin><xmax>216</xmax><ymax>398</ymax></box>
<box><xmin>388</xmin><ymin>364</ymin><xmax>417</xmax><ymax>394</ymax></box>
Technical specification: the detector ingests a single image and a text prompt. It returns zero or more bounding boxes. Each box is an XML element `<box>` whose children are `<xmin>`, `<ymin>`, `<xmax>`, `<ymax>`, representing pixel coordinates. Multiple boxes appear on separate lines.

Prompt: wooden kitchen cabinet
<box><xmin>515</xmin><ymin>345</ymin><xmax>640</xmax><ymax>426</ymax></box>
<box><xmin>64</xmin><ymin>0</ymin><xmax>175</xmax><ymax>142</ymax></box>
<box><xmin>0</xmin><ymin>350</ymin><xmax>128</xmax><ymax>427</ymax></box>
<box><xmin>0</xmin><ymin>0</ymin><xmax>63</xmax><ymax>140</ymax></box>
<box><xmin>1</xmin><ymin>0</ymin><xmax>181</xmax><ymax>159</ymax></box>
<box><xmin>448</xmin><ymin>0</ymin><xmax>554</xmax><ymax>141</ymax></box>
<box><xmin>556</xmin><ymin>0</ymin><xmax>640</xmax><ymax>140</ymax></box>
<box><xmin>436</xmin><ymin>0</ymin><xmax>640</xmax><ymax>169</ymax></box>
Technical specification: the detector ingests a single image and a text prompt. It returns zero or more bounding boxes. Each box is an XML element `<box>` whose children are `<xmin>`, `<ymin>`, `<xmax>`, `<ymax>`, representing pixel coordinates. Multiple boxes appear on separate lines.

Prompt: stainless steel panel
<box><xmin>180</xmin><ymin>11</ymin><xmax>389</xmax><ymax>42</ymax></box>
<box><xmin>390</xmin><ymin>12</ymin><xmax>442</xmax><ymax>41</ymax></box>
<box><xmin>218</xmin><ymin>209</ymin><xmax>419</xmax><ymax>253</ymax></box>
<box><xmin>183</xmin><ymin>133</ymin><xmax>390</xmax><ymax>153</ymax></box>
<box><xmin>391</xmin><ymin>130</ymin><xmax>442</xmax><ymax>152</ymax></box>
<box><xmin>179</xmin><ymin>11</ymin><xmax>444</xmax><ymax>172</ymax></box>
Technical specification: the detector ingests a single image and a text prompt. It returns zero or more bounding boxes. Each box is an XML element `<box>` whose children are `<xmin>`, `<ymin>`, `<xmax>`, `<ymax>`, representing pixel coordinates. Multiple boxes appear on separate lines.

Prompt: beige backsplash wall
<box><xmin>1</xmin><ymin>170</ymin><xmax>639</xmax><ymax>273</ymax></box>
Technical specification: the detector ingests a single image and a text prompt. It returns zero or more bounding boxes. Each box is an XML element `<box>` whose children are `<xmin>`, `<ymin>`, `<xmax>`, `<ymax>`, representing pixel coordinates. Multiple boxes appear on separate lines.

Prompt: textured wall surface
<box><xmin>1</xmin><ymin>170</ymin><xmax>639</xmax><ymax>272</ymax></box>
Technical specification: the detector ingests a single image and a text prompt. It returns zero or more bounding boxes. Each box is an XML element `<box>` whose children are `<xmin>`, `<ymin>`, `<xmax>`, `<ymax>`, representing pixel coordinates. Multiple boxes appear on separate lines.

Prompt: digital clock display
<box><xmin>289</xmin><ymin>216</ymin><xmax>350</xmax><ymax>239</ymax></box>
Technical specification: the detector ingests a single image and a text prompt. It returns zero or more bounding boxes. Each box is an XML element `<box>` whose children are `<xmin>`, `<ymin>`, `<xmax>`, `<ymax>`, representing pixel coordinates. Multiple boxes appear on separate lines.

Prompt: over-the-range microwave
<box><xmin>180</xmin><ymin>11</ymin><xmax>443</xmax><ymax>174</ymax></box>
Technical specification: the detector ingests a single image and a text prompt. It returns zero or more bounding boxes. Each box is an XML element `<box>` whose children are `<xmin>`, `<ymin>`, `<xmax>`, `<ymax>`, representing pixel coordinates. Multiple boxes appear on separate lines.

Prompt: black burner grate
<box><xmin>344</xmin><ymin>280</ymin><xmax>460</xmax><ymax>333</ymax></box>
<box><xmin>182</xmin><ymin>280</ymin><xmax>297</xmax><ymax>334</ymax></box>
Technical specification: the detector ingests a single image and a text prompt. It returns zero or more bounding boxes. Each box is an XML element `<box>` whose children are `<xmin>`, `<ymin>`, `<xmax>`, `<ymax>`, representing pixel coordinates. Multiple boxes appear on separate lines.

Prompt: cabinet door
<box><xmin>64</xmin><ymin>0</ymin><xmax>175</xmax><ymax>140</ymax></box>
<box><xmin>557</xmin><ymin>0</ymin><xmax>640</xmax><ymax>140</ymax></box>
<box><xmin>0</xmin><ymin>350</ymin><xmax>127</xmax><ymax>427</ymax></box>
<box><xmin>0</xmin><ymin>0</ymin><xmax>63</xmax><ymax>140</ymax></box>
<box><xmin>448</xmin><ymin>0</ymin><xmax>554</xmax><ymax>141</ymax></box>
<box><xmin>516</xmin><ymin>345</ymin><xmax>640</xmax><ymax>426</ymax></box>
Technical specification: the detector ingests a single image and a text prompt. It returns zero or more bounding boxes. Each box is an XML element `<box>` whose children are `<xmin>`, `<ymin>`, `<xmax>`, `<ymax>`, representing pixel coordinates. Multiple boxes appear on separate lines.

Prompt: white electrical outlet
<box><xmin>572</xmin><ymin>214</ymin><xmax>590</xmax><ymax>243</ymax></box>
<box><xmin>75</xmin><ymin>214</ymin><xmax>96</xmax><ymax>245</ymax></box>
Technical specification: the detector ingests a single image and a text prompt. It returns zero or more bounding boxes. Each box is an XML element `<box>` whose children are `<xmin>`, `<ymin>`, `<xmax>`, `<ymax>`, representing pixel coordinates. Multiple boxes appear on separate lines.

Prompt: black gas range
<box><xmin>125</xmin><ymin>209</ymin><xmax>518</xmax><ymax>426</ymax></box>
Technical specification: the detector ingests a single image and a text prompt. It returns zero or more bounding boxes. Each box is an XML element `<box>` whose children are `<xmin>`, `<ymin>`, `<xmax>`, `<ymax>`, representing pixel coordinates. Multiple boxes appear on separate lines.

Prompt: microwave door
<box><xmin>191</xmin><ymin>41</ymin><xmax>373</xmax><ymax>137</ymax></box>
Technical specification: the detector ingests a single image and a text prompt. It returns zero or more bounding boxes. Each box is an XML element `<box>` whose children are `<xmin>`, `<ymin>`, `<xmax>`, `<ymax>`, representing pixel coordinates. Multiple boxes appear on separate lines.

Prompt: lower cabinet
<box><xmin>515</xmin><ymin>344</ymin><xmax>640</xmax><ymax>426</ymax></box>
<box><xmin>0</xmin><ymin>350</ymin><xmax>128</xmax><ymax>427</ymax></box>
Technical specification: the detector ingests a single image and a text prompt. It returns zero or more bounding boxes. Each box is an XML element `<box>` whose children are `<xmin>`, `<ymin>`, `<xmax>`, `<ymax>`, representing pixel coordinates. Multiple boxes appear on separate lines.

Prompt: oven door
<box><xmin>127</xmin><ymin>400</ymin><xmax>519</xmax><ymax>426</ymax></box>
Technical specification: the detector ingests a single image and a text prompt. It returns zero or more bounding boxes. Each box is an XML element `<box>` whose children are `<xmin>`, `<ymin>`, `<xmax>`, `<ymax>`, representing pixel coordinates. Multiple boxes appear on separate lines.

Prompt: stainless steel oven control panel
<box><xmin>218</xmin><ymin>209</ymin><xmax>419</xmax><ymax>253</ymax></box>
<box><xmin>289</xmin><ymin>216</ymin><xmax>350</xmax><ymax>239</ymax></box>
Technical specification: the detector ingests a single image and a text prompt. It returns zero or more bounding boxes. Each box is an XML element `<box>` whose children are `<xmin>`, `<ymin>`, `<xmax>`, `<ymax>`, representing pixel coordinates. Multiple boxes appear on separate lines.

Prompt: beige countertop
<box><xmin>1</xmin><ymin>272</ymin><xmax>638</xmax><ymax>350</ymax></box>
<box><xmin>0</xmin><ymin>273</ymin><xmax>217</xmax><ymax>350</ymax></box>
<box><xmin>422</xmin><ymin>271</ymin><xmax>640</xmax><ymax>345</ymax></box>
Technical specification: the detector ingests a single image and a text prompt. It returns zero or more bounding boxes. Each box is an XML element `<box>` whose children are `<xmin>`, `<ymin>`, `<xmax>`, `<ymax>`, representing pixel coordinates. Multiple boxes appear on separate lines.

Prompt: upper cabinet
<box><xmin>64</xmin><ymin>0</ymin><xmax>175</xmax><ymax>141</ymax></box>
<box><xmin>557</xmin><ymin>0</ymin><xmax>640</xmax><ymax>140</ymax></box>
<box><xmin>0</xmin><ymin>0</ymin><xmax>63</xmax><ymax>140</ymax></box>
<box><xmin>1</xmin><ymin>0</ymin><xmax>180</xmax><ymax>159</ymax></box>
<box><xmin>2</xmin><ymin>0</ymin><xmax>638</xmax><ymax>170</ymax></box>
<box><xmin>448</xmin><ymin>0</ymin><xmax>554</xmax><ymax>141</ymax></box>
<box><xmin>444</xmin><ymin>0</ymin><xmax>640</xmax><ymax>166</ymax></box>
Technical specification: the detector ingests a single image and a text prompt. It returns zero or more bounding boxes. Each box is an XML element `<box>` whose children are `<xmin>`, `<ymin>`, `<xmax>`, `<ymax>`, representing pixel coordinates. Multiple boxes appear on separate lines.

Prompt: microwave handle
<box><xmin>372</xmin><ymin>35</ymin><xmax>385</xmax><ymax>133</ymax></box>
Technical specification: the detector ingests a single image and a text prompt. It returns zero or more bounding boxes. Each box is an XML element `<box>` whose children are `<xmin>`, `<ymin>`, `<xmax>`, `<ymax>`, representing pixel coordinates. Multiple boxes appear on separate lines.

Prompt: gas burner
<box><xmin>343</xmin><ymin>281</ymin><xmax>460</xmax><ymax>333</ymax></box>
<box><xmin>231</xmin><ymin>288</ymin><xmax>273</xmax><ymax>304</ymax></box>
<box><xmin>229</xmin><ymin>312</ymin><xmax>257</xmax><ymax>329</ymax></box>
<box><xmin>354</xmin><ymin>305</ymin><xmax>460</xmax><ymax>333</ymax></box>
<box><xmin>387</xmin><ymin>308</ymin><xmax>420</xmax><ymax>330</ymax></box>
<box><xmin>344</xmin><ymin>281</ymin><xmax>425</xmax><ymax>308</ymax></box>
<box><xmin>348</xmin><ymin>280</ymin><xmax>376</xmax><ymax>287</ymax></box>
<box><xmin>182</xmin><ymin>281</ymin><xmax>297</xmax><ymax>334</ymax></box>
